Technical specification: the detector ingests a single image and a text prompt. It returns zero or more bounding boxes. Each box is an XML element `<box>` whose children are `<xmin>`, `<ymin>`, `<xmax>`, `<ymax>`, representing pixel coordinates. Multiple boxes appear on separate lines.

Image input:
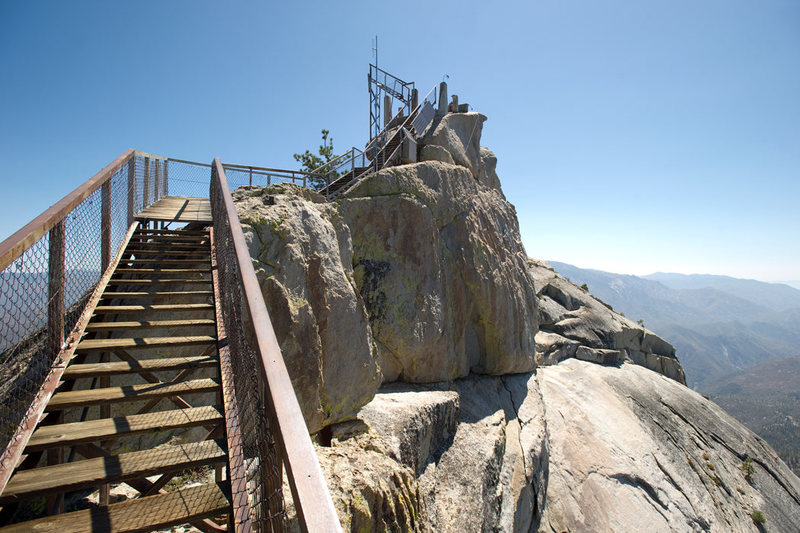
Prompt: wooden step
<box><xmin>93</xmin><ymin>303</ymin><xmax>214</xmax><ymax>314</ymax></box>
<box><xmin>63</xmin><ymin>355</ymin><xmax>219</xmax><ymax>378</ymax></box>
<box><xmin>77</xmin><ymin>335</ymin><xmax>216</xmax><ymax>352</ymax></box>
<box><xmin>135</xmin><ymin>228</ymin><xmax>208</xmax><ymax>236</ymax></box>
<box><xmin>26</xmin><ymin>405</ymin><xmax>223</xmax><ymax>451</ymax></box>
<box><xmin>122</xmin><ymin>259</ymin><xmax>210</xmax><ymax>265</ymax></box>
<box><xmin>0</xmin><ymin>481</ymin><xmax>231</xmax><ymax>533</ymax></box>
<box><xmin>114</xmin><ymin>268</ymin><xmax>210</xmax><ymax>274</ymax></box>
<box><xmin>85</xmin><ymin>319</ymin><xmax>216</xmax><ymax>332</ymax></box>
<box><xmin>101</xmin><ymin>290</ymin><xmax>213</xmax><ymax>299</ymax></box>
<box><xmin>128</xmin><ymin>250</ymin><xmax>209</xmax><ymax>257</ymax></box>
<box><xmin>131</xmin><ymin>236</ymin><xmax>209</xmax><ymax>244</ymax></box>
<box><xmin>0</xmin><ymin>440</ymin><xmax>226</xmax><ymax>504</ymax></box>
<box><xmin>107</xmin><ymin>279</ymin><xmax>211</xmax><ymax>285</ymax></box>
<box><xmin>127</xmin><ymin>242</ymin><xmax>208</xmax><ymax>249</ymax></box>
<box><xmin>46</xmin><ymin>378</ymin><xmax>221</xmax><ymax>410</ymax></box>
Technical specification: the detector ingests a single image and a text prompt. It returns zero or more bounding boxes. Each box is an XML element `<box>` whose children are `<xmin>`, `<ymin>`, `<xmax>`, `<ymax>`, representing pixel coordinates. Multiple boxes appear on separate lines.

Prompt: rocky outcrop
<box><xmin>287</xmin><ymin>372</ymin><xmax>548</xmax><ymax>532</ymax></box>
<box><xmin>234</xmin><ymin>124</ymin><xmax>538</xmax><ymax>429</ymax></box>
<box><xmin>539</xmin><ymin>358</ymin><xmax>800</xmax><ymax>532</ymax></box>
<box><xmin>235</xmin><ymin>184</ymin><xmax>380</xmax><ymax>433</ymax></box>
<box><xmin>529</xmin><ymin>259</ymin><xmax>686</xmax><ymax>383</ymax></box>
<box><xmin>344</xmin><ymin>161</ymin><xmax>538</xmax><ymax>381</ymax></box>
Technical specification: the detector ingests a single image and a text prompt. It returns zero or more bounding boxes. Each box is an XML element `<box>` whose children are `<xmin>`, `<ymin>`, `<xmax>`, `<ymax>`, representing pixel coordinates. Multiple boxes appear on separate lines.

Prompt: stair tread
<box><xmin>0</xmin><ymin>481</ymin><xmax>231</xmax><ymax>533</ymax></box>
<box><xmin>102</xmin><ymin>290</ymin><xmax>213</xmax><ymax>298</ymax></box>
<box><xmin>63</xmin><ymin>355</ymin><xmax>219</xmax><ymax>377</ymax></box>
<box><xmin>108</xmin><ymin>279</ymin><xmax>211</xmax><ymax>284</ymax></box>
<box><xmin>46</xmin><ymin>378</ymin><xmax>220</xmax><ymax>410</ymax></box>
<box><xmin>94</xmin><ymin>303</ymin><xmax>214</xmax><ymax>313</ymax></box>
<box><xmin>123</xmin><ymin>259</ymin><xmax>210</xmax><ymax>264</ymax></box>
<box><xmin>77</xmin><ymin>335</ymin><xmax>216</xmax><ymax>351</ymax></box>
<box><xmin>0</xmin><ymin>440</ymin><xmax>226</xmax><ymax>503</ymax></box>
<box><xmin>26</xmin><ymin>405</ymin><xmax>223</xmax><ymax>451</ymax></box>
<box><xmin>85</xmin><ymin>319</ymin><xmax>216</xmax><ymax>331</ymax></box>
<box><xmin>114</xmin><ymin>268</ymin><xmax>210</xmax><ymax>274</ymax></box>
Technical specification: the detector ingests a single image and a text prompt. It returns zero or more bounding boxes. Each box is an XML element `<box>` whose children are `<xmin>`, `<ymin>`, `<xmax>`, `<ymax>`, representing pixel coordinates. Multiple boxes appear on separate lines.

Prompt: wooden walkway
<box><xmin>135</xmin><ymin>197</ymin><xmax>212</xmax><ymax>224</ymax></box>
<box><xmin>0</xmin><ymin>214</ymin><xmax>233</xmax><ymax>531</ymax></box>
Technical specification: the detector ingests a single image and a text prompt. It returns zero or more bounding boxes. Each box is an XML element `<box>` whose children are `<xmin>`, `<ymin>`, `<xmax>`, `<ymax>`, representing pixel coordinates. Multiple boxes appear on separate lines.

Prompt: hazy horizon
<box><xmin>2</xmin><ymin>1</ymin><xmax>798</xmax><ymax>282</ymax></box>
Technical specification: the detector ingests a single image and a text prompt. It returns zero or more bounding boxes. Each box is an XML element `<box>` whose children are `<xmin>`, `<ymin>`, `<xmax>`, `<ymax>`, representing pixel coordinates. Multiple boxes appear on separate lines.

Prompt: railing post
<box><xmin>163</xmin><ymin>159</ymin><xmax>169</xmax><ymax>197</ymax></box>
<box><xmin>101</xmin><ymin>180</ymin><xmax>111</xmax><ymax>272</ymax></box>
<box><xmin>143</xmin><ymin>157</ymin><xmax>151</xmax><ymax>208</ymax></box>
<box><xmin>154</xmin><ymin>160</ymin><xmax>161</xmax><ymax>203</ymax></box>
<box><xmin>127</xmin><ymin>157</ymin><xmax>135</xmax><ymax>226</ymax></box>
<box><xmin>249</xmin><ymin>168</ymin><xmax>252</xmax><ymax>186</ymax></box>
<box><xmin>47</xmin><ymin>221</ymin><xmax>65</xmax><ymax>357</ymax></box>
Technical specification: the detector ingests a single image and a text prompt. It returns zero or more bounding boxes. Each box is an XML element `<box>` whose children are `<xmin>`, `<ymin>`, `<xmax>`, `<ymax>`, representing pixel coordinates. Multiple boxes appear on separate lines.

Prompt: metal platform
<box><xmin>135</xmin><ymin>196</ymin><xmax>212</xmax><ymax>224</ymax></box>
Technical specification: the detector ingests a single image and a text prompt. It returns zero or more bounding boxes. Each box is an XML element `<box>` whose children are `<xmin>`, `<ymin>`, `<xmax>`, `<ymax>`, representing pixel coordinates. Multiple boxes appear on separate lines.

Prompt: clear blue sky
<box><xmin>2</xmin><ymin>1</ymin><xmax>798</xmax><ymax>282</ymax></box>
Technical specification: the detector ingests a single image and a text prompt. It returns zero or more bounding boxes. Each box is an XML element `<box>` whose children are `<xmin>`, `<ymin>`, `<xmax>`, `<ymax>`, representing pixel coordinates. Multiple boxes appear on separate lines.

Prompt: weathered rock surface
<box><xmin>344</xmin><ymin>161</ymin><xmax>538</xmax><ymax>380</ymax></box>
<box><xmin>235</xmin><ymin>184</ymin><xmax>380</xmax><ymax>432</ymax></box>
<box><xmin>292</xmin><ymin>373</ymin><xmax>548</xmax><ymax>532</ymax></box>
<box><xmin>538</xmin><ymin>358</ymin><xmax>800</xmax><ymax>532</ymax></box>
<box><xmin>529</xmin><ymin>259</ymin><xmax>686</xmax><ymax>383</ymax></box>
<box><xmin>421</xmin><ymin>112</ymin><xmax>486</xmax><ymax>180</ymax></box>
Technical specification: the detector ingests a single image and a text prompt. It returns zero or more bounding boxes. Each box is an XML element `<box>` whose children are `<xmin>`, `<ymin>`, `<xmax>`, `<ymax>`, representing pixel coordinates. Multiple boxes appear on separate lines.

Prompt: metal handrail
<box><xmin>0</xmin><ymin>149</ymin><xmax>135</xmax><ymax>271</ymax></box>
<box><xmin>211</xmin><ymin>159</ymin><xmax>341</xmax><ymax>532</ymax></box>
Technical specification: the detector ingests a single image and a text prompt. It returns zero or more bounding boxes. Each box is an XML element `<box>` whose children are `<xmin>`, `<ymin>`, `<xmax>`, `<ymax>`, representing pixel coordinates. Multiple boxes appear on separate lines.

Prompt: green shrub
<box><xmin>580</xmin><ymin>283</ymin><xmax>589</xmax><ymax>292</ymax></box>
<box><xmin>750</xmin><ymin>510</ymin><xmax>765</xmax><ymax>524</ymax></box>
<box><xmin>741</xmin><ymin>457</ymin><xmax>755</xmax><ymax>480</ymax></box>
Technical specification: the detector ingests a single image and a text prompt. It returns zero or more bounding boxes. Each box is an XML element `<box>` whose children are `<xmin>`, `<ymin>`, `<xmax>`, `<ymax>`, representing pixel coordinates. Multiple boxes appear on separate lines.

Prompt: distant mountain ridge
<box><xmin>547</xmin><ymin>261</ymin><xmax>800</xmax><ymax>389</ymax></box>
<box><xmin>644</xmin><ymin>272</ymin><xmax>800</xmax><ymax>311</ymax></box>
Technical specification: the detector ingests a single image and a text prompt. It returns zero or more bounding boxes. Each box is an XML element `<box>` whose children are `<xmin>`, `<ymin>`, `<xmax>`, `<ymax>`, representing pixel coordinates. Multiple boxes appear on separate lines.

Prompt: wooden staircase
<box><xmin>0</xmin><ymin>226</ymin><xmax>233</xmax><ymax>532</ymax></box>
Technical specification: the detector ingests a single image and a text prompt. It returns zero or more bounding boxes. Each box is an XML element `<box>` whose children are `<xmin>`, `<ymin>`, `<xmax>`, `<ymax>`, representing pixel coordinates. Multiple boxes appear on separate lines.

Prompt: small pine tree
<box><xmin>293</xmin><ymin>129</ymin><xmax>339</xmax><ymax>190</ymax></box>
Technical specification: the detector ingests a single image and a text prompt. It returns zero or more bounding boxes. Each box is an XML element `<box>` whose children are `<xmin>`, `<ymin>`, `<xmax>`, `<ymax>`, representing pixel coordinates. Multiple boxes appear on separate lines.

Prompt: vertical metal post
<box><xmin>154</xmin><ymin>160</ymin><xmax>161</xmax><ymax>203</ymax></box>
<box><xmin>47</xmin><ymin>221</ymin><xmax>65</xmax><ymax>357</ymax></box>
<box><xmin>249</xmin><ymin>168</ymin><xmax>252</xmax><ymax>186</ymax></box>
<box><xmin>127</xmin><ymin>157</ymin><xmax>135</xmax><ymax>226</ymax></box>
<box><xmin>163</xmin><ymin>159</ymin><xmax>169</xmax><ymax>197</ymax></box>
<box><xmin>143</xmin><ymin>157</ymin><xmax>151</xmax><ymax>208</ymax></box>
<box><xmin>101</xmin><ymin>180</ymin><xmax>111</xmax><ymax>272</ymax></box>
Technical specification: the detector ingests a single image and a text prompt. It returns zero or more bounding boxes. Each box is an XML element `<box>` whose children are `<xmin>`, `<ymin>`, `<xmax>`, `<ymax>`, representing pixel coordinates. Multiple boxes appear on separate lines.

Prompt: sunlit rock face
<box><xmin>538</xmin><ymin>358</ymin><xmax>800</xmax><ymax>533</ymax></box>
<box><xmin>529</xmin><ymin>258</ymin><xmax>686</xmax><ymax>383</ymax></box>
<box><xmin>235</xmin><ymin>111</ymin><xmax>800</xmax><ymax>532</ymax></box>
<box><xmin>233</xmin><ymin>113</ymin><xmax>538</xmax><ymax>430</ymax></box>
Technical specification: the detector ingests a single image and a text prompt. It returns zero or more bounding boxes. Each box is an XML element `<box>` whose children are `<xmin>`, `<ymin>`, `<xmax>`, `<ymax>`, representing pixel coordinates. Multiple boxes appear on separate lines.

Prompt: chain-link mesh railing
<box><xmin>0</xmin><ymin>150</ymin><xmax>173</xmax><ymax>481</ymax></box>
<box><xmin>211</xmin><ymin>163</ymin><xmax>285</xmax><ymax>532</ymax></box>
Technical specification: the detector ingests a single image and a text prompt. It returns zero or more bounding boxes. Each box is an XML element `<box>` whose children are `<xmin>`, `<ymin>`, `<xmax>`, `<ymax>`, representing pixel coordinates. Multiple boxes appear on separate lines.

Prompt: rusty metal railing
<box><xmin>210</xmin><ymin>159</ymin><xmax>341</xmax><ymax>532</ymax></box>
<box><xmin>0</xmin><ymin>149</ymin><xmax>169</xmax><ymax>492</ymax></box>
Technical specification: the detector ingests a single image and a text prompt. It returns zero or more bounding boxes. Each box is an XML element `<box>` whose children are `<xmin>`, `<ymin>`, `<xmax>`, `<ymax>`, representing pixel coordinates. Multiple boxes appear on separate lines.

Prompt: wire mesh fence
<box><xmin>0</xmin><ymin>151</ymin><xmax>169</xmax><ymax>474</ymax></box>
<box><xmin>211</xmin><ymin>165</ymin><xmax>285</xmax><ymax>532</ymax></box>
<box><xmin>0</xmin><ymin>150</ymin><xmax>331</xmax><ymax>531</ymax></box>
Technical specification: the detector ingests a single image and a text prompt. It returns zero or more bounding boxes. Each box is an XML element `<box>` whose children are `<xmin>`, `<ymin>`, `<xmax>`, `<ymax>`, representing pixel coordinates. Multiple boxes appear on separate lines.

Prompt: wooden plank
<box><xmin>0</xmin><ymin>440</ymin><xmax>226</xmax><ymax>504</ymax></box>
<box><xmin>0</xmin><ymin>150</ymin><xmax>134</xmax><ymax>271</ymax></box>
<box><xmin>46</xmin><ymin>378</ymin><xmax>221</xmax><ymax>410</ymax></box>
<box><xmin>101</xmin><ymin>290</ymin><xmax>213</xmax><ymax>298</ymax></box>
<box><xmin>93</xmin><ymin>303</ymin><xmax>214</xmax><ymax>314</ymax></box>
<box><xmin>135</xmin><ymin>228</ymin><xmax>208</xmax><ymax>236</ymax></box>
<box><xmin>128</xmin><ymin>250</ymin><xmax>210</xmax><ymax>256</ymax></box>
<box><xmin>77</xmin><ymin>335</ymin><xmax>216</xmax><ymax>352</ymax></box>
<box><xmin>63</xmin><ymin>355</ymin><xmax>218</xmax><ymax>378</ymax></box>
<box><xmin>107</xmin><ymin>279</ymin><xmax>212</xmax><ymax>285</ymax></box>
<box><xmin>122</xmin><ymin>259</ymin><xmax>211</xmax><ymax>265</ymax></box>
<box><xmin>25</xmin><ymin>405</ymin><xmax>223</xmax><ymax>452</ymax></box>
<box><xmin>114</xmin><ymin>268</ymin><xmax>211</xmax><ymax>274</ymax></box>
<box><xmin>127</xmin><ymin>243</ymin><xmax>209</xmax><ymax>249</ymax></box>
<box><xmin>85</xmin><ymin>319</ymin><xmax>216</xmax><ymax>331</ymax></box>
<box><xmin>0</xmin><ymin>481</ymin><xmax>231</xmax><ymax>533</ymax></box>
